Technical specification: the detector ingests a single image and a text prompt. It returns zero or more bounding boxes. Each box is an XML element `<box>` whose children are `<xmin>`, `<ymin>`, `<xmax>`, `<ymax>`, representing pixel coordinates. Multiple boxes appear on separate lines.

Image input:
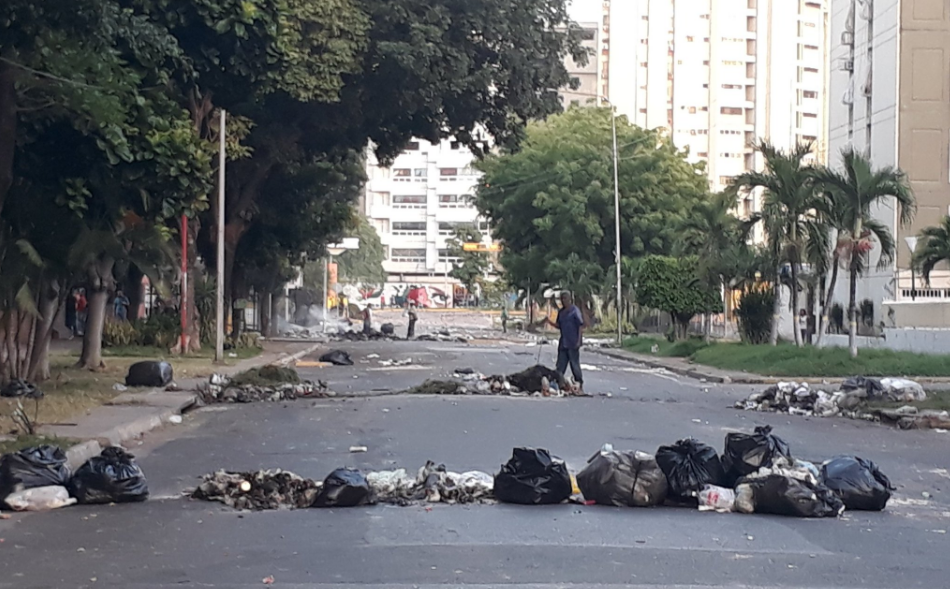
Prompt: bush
<box><xmin>102</xmin><ymin>314</ymin><xmax>180</xmax><ymax>349</ymax></box>
<box><xmin>736</xmin><ymin>288</ymin><xmax>774</xmax><ymax>344</ymax></box>
<box><xmin>102</xmin><ymin>319</ymin><xmax>138</xmax><ymax>348</ymax></box>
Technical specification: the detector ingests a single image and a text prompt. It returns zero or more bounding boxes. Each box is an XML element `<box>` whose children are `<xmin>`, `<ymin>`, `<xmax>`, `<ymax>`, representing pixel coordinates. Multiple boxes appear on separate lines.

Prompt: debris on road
<box><xmin>655</xmin><ymin>438</ymin><xmax>726</xmax><ymax>501</ymax></box>
<box><xmin>319</xmin><ymin>350</ymin><xmax>354</xmax><ymax>366</ymax></box>
<box><xmin>0</xmin><ymin>379</ymin><xmax>42</xmax><ymax>399</ymax></box>
<box><xmin>199</xmin><ymin>373</ymin><xmax>334</xmax><ymax>404</ymax></box>
<box><xmin>735</xmin><ymin>474</ymin><xmax>844</xmax><ymax>518</ymax></box>
<box><xmin>4</xmin><ymin>486</ymin><xmax>76</xmax><ymax>511</ymax></box>
<box><xmin>405</xmin><ymin>365</ymin><xmax>580</xmax><ymax>398</ymax></box>
<box><xmin>349</xmin><ymin>446</ymin><xmax>368</xmax><ymax>453</ymax></box>
<box><xmin>231</xmin><ymin>366</ymin><xmax>301</xmax><ymax>387</ymax></box>
<box><xmin>576</xmin><ymin>448</ymin><xmax>667</xmax><ymax>507</ymax></box>
<box><xmin>378</xmin><ymin>358</ymin><xmax>412</xmax><ymax>367</ymax></box>
<box><xmin>722</xmin><ymin>425</ymin><xmax>792</xmax><ymax>485</ymax></box>
<box><xmin>820</xmin><ymin>456</ymin><xmax>894</xmax><ymax>511</ymax></box>
<box><xmin>125</xmin><ymin>361</ymin><xmax>174</xmax><ymax>388</ymax></box>
<box><xmin>313</xmin><ymin>468</ymin><xmax>375</xmax><ymax>508</ymax></box>
<box><xmin>67</xmin><ymin>447</ymin><xmax>149</xmax><ymax>505</ymax></box>
<box><xmin>493</xmin><ymin>447</ymin><xmax>573</xmax><ymax>505</ymax></box>
<box><xmin>0</xmin><ymin>445</ymin><xmax>70</xmax><ymax>504</ymax></box>
<box><xmin>369</xmin><ymin>462</ymin><xmax>494</xmax><ymax>505</ymax></box>
<box><xmin>697</xmin><ymin>485</ymin><xmax>736</xmax><ymax>512</ymax></box>
<box><xmin>192</xmin><ymin>469</ymin><xmax>323</xmax><ymax>510</ymax></box>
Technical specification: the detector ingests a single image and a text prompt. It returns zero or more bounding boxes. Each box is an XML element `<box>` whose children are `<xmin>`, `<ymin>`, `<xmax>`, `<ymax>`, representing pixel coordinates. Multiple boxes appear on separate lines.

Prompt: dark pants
<box><xmin>556</xmin><ymin>347</ymin><xmax>583</xmax><ymax>384</ymax></box>
<box><xmin>407</xmin><ymin>320</ymin><xmax>416</xmax><ymax>339</ymax></box>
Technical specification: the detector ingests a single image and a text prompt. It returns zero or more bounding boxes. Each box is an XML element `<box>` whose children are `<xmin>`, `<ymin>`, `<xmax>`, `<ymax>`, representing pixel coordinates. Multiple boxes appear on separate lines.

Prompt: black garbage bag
<box><xmin>67</xmin><ymin>447</ymin><xmax>149</xmax><ymax>504</ymax></box>
<box><xmin>577</xmin><ymin>450</ymin><xmax>667</xmax><ymax>507</ymax></box>
<box><xmin>493</xmin><ymin>447</ymin><xmax>572</xmax><ymax>505</ymax></box>
<box><xmin>506</xmin><ymin>365</ymin><xmax>565</xmax><ymax>392</ymax></box>
<box><xmin>0</xmin><ymin>445</ymin><xmax>70</xmax><ymax>503</ymax></box>
<box><xmin>125</xmin><ymin>361</ymin><xmax>174</xmax><ymax>387</ymax></box>
<box><xmin>722</xmin><ymin>425</ymin><xmax>792</xmax><ymax>484</ymax></box>
<box><xmin>0</xmin><ymin>378</ymin><xmax>42</xmax><ymax>398</ymax></box>
<box><xmin>736</xmin><ymin>474</ymin><xmax>844</xmax><ymax>518</ymax></box>
<box><xmin>655</xmin><ymin>438</ymin><xmax>725</xmax><ymax>500</ymax></box>
<box><xmin>319</xmin><ymin>350</ymin><xmax>354</xmax><ymax>366</ymax></box>
<box><xmin>312</xmin><ymin>468</ymin><xmax>374</xmax><ymax>507</ymax></box>
<box><xmin>841</xmin><ymin>376</ymin><xmax>885</xmax><ymax>397</ymax></box>
<box><xmin>380</xmin><ymin>323</ymin><xmax>395</xmax><ymax>335</ymax></box>
<box><xmin>820</xmin><ymin>456</ymin><xmax>894</xmax><ymax>511</ymax></box>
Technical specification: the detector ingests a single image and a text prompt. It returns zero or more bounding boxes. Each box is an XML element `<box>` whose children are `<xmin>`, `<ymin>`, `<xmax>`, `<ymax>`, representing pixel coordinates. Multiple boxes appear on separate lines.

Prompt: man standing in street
<box><xmin>546</xmin><ymin>291</ymin><xmax>584</xmax><ymax>394</ymax></box>
<box><xmin>405</xmin><ymin>302</ymin><xmax>418</xmax><ymax>339</ymax></box>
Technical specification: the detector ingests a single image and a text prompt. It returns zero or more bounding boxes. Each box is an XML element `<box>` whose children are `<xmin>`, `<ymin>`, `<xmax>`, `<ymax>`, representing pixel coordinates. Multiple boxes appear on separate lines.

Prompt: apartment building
<box><xmin>599</xmin><ymin>0</ymin><xmax>829</xmax><ymax>203</ymax></box>
<box><xmin>827</xmin><ymin>0</ymin><xmax>950</xmax><ymax>334</ymax></box>
<box><xmin>560</xmin><ymin>22</ymin><xmax>604</xmax><ymax>106</ymax></box>
<box><xmin>362</xmin><ymin>139</ymin><xmax>494</xmax><ymax>293</ymax></box>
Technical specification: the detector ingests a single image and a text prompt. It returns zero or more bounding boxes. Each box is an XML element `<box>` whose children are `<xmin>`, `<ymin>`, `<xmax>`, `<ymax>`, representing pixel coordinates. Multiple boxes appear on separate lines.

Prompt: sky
<box><xmin>568</xmin><ymin>0</ymin><xmax>603</xmax><ymax>23</ymax></box>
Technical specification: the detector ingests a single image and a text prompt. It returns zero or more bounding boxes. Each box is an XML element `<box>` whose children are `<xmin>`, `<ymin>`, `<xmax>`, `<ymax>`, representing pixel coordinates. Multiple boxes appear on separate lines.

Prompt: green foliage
<box><xmin>194</xmin><ymin>274</ymin><xmax>217</xmax><ymax>345</ymax></box>
<box><xmin>476</xmin><ymin>108</ymin><xmax>709</xmax><ymax>299</ymax></box>
<box><xmin>102</xmin><ymin>314</ymin><xmax>180</xmax><ymax>349</ymax></box>
<box><xmin>635</xmin><ymin>255</ymin><xmax>721</xmax><ymax>336</ymax></box>
<box><xmin>336</xmin><ymin>214</ymin><xmax>386</xmax><ymax>286</ymax></box>
<box><xmin>735</xmin><ymin>288</ymin><xmax>775</xmax><ymax>345</ymax></box>
<box><xmin>446</xmin><ymin>225</ymin><xmax>489</xmax><ymax>294</ymax></box>
<box><xmin>912</xmin><ymin>215</ymin><xmax>950</xmax><ymax>283</ymax></box>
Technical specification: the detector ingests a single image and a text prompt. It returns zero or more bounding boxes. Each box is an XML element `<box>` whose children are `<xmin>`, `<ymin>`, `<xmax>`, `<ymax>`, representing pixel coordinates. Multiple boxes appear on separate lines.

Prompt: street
<box><xmin>1</xmin><ymin>337</ymin><xmax>948</xmax><ymax>588</ymax></box>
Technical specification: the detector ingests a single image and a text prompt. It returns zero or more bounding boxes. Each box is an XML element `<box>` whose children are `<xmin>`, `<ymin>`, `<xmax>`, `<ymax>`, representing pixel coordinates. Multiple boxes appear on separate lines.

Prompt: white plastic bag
<box><xmin>5</xmin><ymin>485</ymin><xmax>76</xmax><ymax>511</ymax></box>
<box><xmin>880</xmin><ymin>378</ymin><xmax>926</xmax><ymax>402</ymax></box>
<box><xmin>697</xmin><ymin>484</ymin><xmax>736</xmax><ymax>512</ymax></box>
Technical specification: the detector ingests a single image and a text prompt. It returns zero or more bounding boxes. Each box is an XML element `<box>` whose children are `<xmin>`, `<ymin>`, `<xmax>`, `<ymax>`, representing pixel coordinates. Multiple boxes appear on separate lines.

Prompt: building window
<box><xmin>697</xmin><ymin>152</ymin><xmax>708</xmax><ymax>157</ymax></box>
<box><xmin>438</xmin><ymin>194</ymin><xmax>471</xmax><ymax>208</ymax></box>
<box><xmin>804</xmin><ymin>67</ymin><xmax>819</xmax><ymax>73</ymax></box>
<box><xmin>688</xmin><ymin>107</ymin><xmax>697</xmax><ymax>113</ymax></box>
<box><xmin>393</xmin><ymin>194</ymin><xmax>426</xmax><ymax>208</ymax></box>
<box><xmin>437</xmin><ymin>249</ymin><xmax>462</xmax><ymax>263</ymax></box>
<box><xmin>477</xmin><ymin>219</ymin><xmax>490</xmax><ymax>232</ymax></box>
<box><xmin>803</xmin><ymin>112</ymin><xmax>818</xmax><ymax>118</ymax></box>
<box><xmin>580</xmin><ymin>28</ymin><xmax>596</xmax><ymax>41</ymax></box>
<box><xmin>450</xmin><ymin>141</ymin><xmax>461</xmax><ymax>150</ymax></box>
<box><xmin>722</xmin><ymin>84</ymin><xmax>743</xmax><ymax>89</ymax></box>
<box><xmin>392</xmin><ymin>222</ymin><xmax>427</xmax><ymax>235</ymax></box>
<box><xmin>439</xmin><ymin>168</ymin><xmax>458</xmax><ymax>181</ymax></box>
<box><xmin>640</xmin><ymin>61</ymin><xmax>648</xmax><ymax>67</ymax></box>
<box><xmin>701</xmin><ymin>106</ymin><xmax>708</xmax><ymax>111</ymax></box>
<box><xmin>703</xmin><ymin>60</ymin><xmax>710</xmax><ymax>66</ymax></box>
<box><xmin>393</xmin><ymin>168</ymin><xmax>411</xmax><ymax>178</ymax></box>
<box><xmin>390</xmin><ymin>248</ymin><xmax>426</xmax><ymax>262</ymax></box>
<box><xmin>721</xmin><ymin>107</ymin><xmax>743</xmax><ymax>115</ymax></box>
<box><xmin>438</xmin><ymin>221</ymin><xmax>462</xmax><ymax>235</ymax></box>
<box><xmin>406</xmin><ymin>141</ymin><xmax>420</xmax><ymax>151</ymax></box>
<box><xmin>686</xmin><ymin>36</ymin><xmax>694</xmax><ymax>42</ymax></box>
<box><xmin>719</xmin><ymin>176</ymin><xmax>734</xmax><ymax>185</ymax></box>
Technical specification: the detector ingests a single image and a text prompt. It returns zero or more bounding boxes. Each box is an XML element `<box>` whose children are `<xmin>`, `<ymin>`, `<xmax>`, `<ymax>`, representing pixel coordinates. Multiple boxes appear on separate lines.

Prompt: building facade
<box><xmin>363</xmin><ymin>139</ymin><xmax>494</xmax><ymax>294</ymax></box>
<box><xmin>827</xmin><ymin>0</ymin><xmax>950</xmax><ymax>330</ymax></box>
<box><xmin>598</xmin><ymin>0</ymin><xmax>830</xmax><ymax>201</ymax></box>
<box><xmin>560</xmin><ymin>22</ymin><xmax>604</xmax><ymax>106</ymax></box>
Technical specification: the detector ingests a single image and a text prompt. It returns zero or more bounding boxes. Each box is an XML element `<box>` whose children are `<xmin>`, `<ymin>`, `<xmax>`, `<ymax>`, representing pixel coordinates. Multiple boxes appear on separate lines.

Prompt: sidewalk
<box><xmin>39</xmin><ymin>341</ymin><xmax>323</xmax><ymax>469</ymax></box>
<box><xmin>596</xmin><ymin>348</ymin><xmax>950</xmax><ymax>386</ymax></box>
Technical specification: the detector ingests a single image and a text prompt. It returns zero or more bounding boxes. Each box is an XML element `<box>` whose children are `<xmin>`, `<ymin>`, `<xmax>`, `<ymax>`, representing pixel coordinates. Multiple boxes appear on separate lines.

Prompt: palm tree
<box><xmin>812</xmin><ymin>147</ymin><xmax>915</xmax><ymax>357</ymax></box>
<box><xmin>912</xmin><ymin>216</ymin><xmax>950</xmax><ymax>284</ymax></box>
<box><xmin>729</xmin><ymin>141</ymin><xmax>825</xmax><ymax>347</ymax></box>
<box><xmin>813</xmin><ymin>190</ymin><xmax>849</xmax><ymax>347</ymax></box>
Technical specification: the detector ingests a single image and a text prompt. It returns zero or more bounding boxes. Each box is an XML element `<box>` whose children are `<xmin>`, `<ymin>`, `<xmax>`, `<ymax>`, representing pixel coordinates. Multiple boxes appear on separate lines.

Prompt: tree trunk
<box><xmin>78</xmin><ymin>257</ymin><xmax>115</xmax><ymax>369</ymax></box>
<box><xmin>0</xmin><ymin>59</ymin><xmax>17</xmax><ymax>217</ymax></box>
<box><xmin>791</xmin><ymin>262</ymin><xmax>802</xmax><ymax>347</ymax></box>
<box><xmin>28</xmin><ymin>280</ymin><xmax>62</xmax><ymax>382</ymax></box>
<box><xmin>815</xmin><ymin>255</ymin><xmax>839</xmax><ymax>348</ymax></box>
<box><xmin>769</xmin><ymin>276</ymin><xmax>781</xmax><ymax>346</ymax></box>
<box><xmin>848</xmin><ymin>266</ymin><xmax>858</xmax><ymax>358</ymax></box>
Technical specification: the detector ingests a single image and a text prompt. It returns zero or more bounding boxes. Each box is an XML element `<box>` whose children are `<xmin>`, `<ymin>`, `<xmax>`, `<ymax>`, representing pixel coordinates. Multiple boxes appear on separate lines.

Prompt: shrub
<box><xmin>736</xmin><ymin>288</ymin><xmax>774</xmax><ymax>344</ymax></box>
<box><xmin>103</xmin><ymin>319</ymin><xmax>138</xmax><ymax>348</ymax></box>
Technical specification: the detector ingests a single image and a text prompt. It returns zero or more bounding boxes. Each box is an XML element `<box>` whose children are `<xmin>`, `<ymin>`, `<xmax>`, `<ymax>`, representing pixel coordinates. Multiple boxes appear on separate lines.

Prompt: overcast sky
<box><xmin>568</xmin><ymin>0</ymin><xmax>602</xmax><ymax>23</ymax></box>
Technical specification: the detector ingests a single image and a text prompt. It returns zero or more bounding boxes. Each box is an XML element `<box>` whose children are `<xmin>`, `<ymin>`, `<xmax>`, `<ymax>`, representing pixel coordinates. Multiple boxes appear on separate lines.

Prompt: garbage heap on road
<box><xmin>0</xmin><ymin>446</ymin><xmax>149</xmax><ymax>512</ymax></box>
<box><xmin>735</xmin><ymin>377</ymin><xmax>950</xmax><ymax>429</ymax></box>
<box><xmin>198</xmin><ymin>367</ymin><xmax>335</xmax><ymax>404</ymax></box>
<box><xmin>186</xmin><ymin>425</ymin><xmax>894</xmax><ymax>519</ymax></box>
<box><xmin>404</xmin><ymin>365</ymin><xmax>582</xmax><ymax>397</ymax></box>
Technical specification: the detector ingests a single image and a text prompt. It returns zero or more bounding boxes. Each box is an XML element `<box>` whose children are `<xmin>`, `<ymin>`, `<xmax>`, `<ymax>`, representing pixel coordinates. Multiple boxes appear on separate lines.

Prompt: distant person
<box><xmin>64</xmin><ymin>289</ymin><xmax>78</xmax><ymax>338</ymax></box>
<box><xmin>113</xmin><ymin>289</ymin><xmax>130</xmax><ymax>321</ymax></box>
<box><xmin>405</xmin><ymin>302</ymin><xmax>418</xmax><ymax>339</ymax></box>
<box><xmin>799</xmin><ymin>309</ymin><xmax>809</xmax><ymax>344</ymax></box>
<box><xmin>76</xmin><ymin>289</ymin><xmax>88</xmax><ymax>336</ymax></box>
<box><xmin>545</xmin><ymin>292</ymin><xmax>585</xmax><ymax>395</ymax></box>
<box><xmin>362</xmin><ymin>305</ymin><xmax>373</xmax><ymax>334</ymax></box>
<box><xmin>501</xmin><ymin>305</ymin><xmax>509</xmax><ymax>333</ymax></box>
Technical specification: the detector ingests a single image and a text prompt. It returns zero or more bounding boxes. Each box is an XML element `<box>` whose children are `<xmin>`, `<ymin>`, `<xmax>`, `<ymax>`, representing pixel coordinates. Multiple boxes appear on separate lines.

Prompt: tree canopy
<box><xmin>446</xmin><ymin>225</ymin><xmax>489</xmax><ymax>295</ymax></box>
<box><xmin>635</xmin><ymin>255</ymin><xmax>721</xmax><ymax>338</ymax></box>
<box><xmin>336</xmin><ymin>215</ymin><xmax>386</xmax><ymax>287</ymax></box>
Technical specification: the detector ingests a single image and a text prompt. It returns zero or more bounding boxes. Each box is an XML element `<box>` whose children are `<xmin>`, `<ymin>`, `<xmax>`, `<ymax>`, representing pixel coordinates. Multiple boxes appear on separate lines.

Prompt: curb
<box><xmin>273</xmin><ymin>342</ymin><xmax>325</xmax><ymax>367</ymax></box>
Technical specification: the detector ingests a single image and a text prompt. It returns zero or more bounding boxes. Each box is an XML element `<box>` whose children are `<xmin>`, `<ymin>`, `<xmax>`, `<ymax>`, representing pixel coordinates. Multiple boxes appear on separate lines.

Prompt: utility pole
<box><xmin>215</xmin><ymin>110</ymin><xmax>226</xmax><ymax>362</ymax></box>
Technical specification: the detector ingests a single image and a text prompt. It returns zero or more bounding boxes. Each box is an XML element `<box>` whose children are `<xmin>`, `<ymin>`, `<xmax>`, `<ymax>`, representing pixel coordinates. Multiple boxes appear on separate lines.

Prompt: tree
<box><xmin>336</xmin><ymin>216</ymin><xmax>386</xmax><ymax>287</ymax></box>
<box><xmin>476</xmin><ymin>107</ymin><xmax>710</xmax><ymax>311</ymax></box>
<box><xmin>446</xmin><ymin>225</ymin><xmax>489</xmax><ymax>298</ymax></box>
<box><xmin>812</xmin><ymin>147</ymin><xmax>915</xmax><ymax>357</ymax></box>
<box><xmin>912</xmin><ymin>216</ymin><xmax>950</xmax><ymax>284</ymax></box>
<box><xmin>729</xmin><ymin>141</ymin><xmax>827</xmax><ymax>347</ymax></box>
<box><xmin>635</xmin><ymin>256</ymin><xmax>721</xmax><ymax>340</ymax></box>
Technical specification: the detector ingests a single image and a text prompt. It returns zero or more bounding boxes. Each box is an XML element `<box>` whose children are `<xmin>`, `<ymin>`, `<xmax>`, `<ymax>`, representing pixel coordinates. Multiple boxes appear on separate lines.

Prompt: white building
<box><xmin>825</xmin><ymin>0</ymin><xmax>950</xmax><ymax>344</ymax></box>
<box><xmin>363</xmin><ymin>139</ymin><xmax>494</xmax><ymax>295</ymax></box>
<box><xmin>595</xmin><ymin>0</ymin><xmax>829</xmax><ymax>201</ymax></box>
<box><xmin>560</xmin><ymin>22</ymin><xmax>604</xmax><ymax>107</ymax></box>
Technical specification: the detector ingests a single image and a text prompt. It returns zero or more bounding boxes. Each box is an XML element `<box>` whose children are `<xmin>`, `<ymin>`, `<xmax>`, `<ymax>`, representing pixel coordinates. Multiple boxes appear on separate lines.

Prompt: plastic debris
<box><xmin>192</xmin><ymin>469</ymin><xmax>322</xmax><ymax>510</ymax></box>
<box><xmin>493</xmin><ymin>447</ymin><xmax>572</xmax><ymax>505</ymax></box>
<box><xmin>349</xmin><ymin>446</ymin><xmax>368</xmax><ymax>453</ymax></box>
<box><xmin>697</xmin><ymin>485</ymin><xmax>736</xmax><ymax>512</ymax></box>
<box><xmin>199</xmin><ymin>374</ymin><xmax>334</xmax><ymax>404</ymax></box>
<box><xmin>734</xmin><ymin>475</ymin><xmax>844</xmax><ymax>518</ymax></box>
<box><xmin>5</xmin><ymin>486</ymin><xmax>76</xmax><ymax>511</ymax></box>
<box><xmin>577</xmin><ymin>449</ymin><xmax>668</xmax><ymax>507</ymax></box>
<box><xmin>655</xmin><ymin>438</ymin><xmax>726</xmax><ymax>501</ymax></box>
<box><xmin>67</xmin><ymin>447</ymin><xmax>149</xmax><ymax>505</ymax></box>
<box><xmin>125</xmin><ymin>361</ymin><xmax>174</xmax><ymax>387</ymax></box>
<box><xmin>722</xmin><ymin>426</ymin><xmax>792</xmax><ymax>484</ymax></box>
<box><xmin>313</xmin><ymin>468</ymin><xmax>375</xmax><ymax>508</ymax></box>
<box><xmin>0</xmin><ymin>445</ymin><xmax>70</xmax><ymax>503</ymax></box>
<box><xmin>319</xmin><ymin>350</ymin><xmax>354</xmax><ymax>366</ymax></box>
<box><xmin>820</xmin><ymin>456</ymin><xmax>894</xmax><ymax>511</ymax></box>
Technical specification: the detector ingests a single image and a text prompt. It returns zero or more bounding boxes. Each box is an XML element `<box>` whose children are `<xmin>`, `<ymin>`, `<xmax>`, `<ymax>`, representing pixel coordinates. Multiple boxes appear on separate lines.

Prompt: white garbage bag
<box><xmin>697</xmin><ymin>485</ymin><xmax>736</xmax><ymax>512</ymax></box>
<box><xmin>5</xmin><ymin>485</ymin><xmax>76</xmax><ymax>511</ymax></box>
<box><xmin>880</xmin><ymin>378</ymin><xmax>926</xmax><ymax>402</ymax></box>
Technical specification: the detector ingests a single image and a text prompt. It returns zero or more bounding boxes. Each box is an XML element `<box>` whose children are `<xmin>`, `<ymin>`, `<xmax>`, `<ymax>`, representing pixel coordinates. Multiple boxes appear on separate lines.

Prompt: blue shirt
<box><xmin>556</xmin><ymin>305</ymin><xmax>584</xmax><ymax>349</ymax></box>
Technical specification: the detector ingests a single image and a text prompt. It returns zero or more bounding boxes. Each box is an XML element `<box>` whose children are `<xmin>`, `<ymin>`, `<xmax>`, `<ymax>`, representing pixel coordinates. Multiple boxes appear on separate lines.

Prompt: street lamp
<box><xmin>904</xmin><ymin>236</ymin><xmax>918</xmax><ymax>301</ymax></box>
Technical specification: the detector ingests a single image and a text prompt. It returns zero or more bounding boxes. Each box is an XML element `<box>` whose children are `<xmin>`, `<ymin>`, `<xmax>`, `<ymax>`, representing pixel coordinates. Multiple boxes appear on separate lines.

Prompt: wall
<box><xmin>821</xmin><ymin>328</ymin><xmax>950</xmax><ymax>354</ymax></box>
<box><xmin>882</xmin><ymin>300</ymin><xmax>950</xmax><ymax>328</ymax></box>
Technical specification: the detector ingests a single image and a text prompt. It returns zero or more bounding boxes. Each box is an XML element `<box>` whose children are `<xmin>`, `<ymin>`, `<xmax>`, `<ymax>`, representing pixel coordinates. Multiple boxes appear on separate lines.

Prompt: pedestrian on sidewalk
<box><xmin>501</xmin><ymin>305</ymin><xmax>509</xmax><ymax>333</ymax></box>
<box><xmin>65</xmin><ymin>288</ymin><xmax>78</xmax><ymax>338</ymax></box>
<box><xmin>404</xmin><ymin>302</ymin><xmax>418</xmax><ymax>339</ymax></box>
<box><xmin>113</xmin><ymin>289</ymin><xmax>130</xmax><ymax>321</ymax></box>
<box><xmin>545</xmin><ymin>291</ymin><xmax>585</xmax><ymax>394</ymax></box>
<box><xmin>76</xmin><ymin>288</ymin><xmax>88</xmax><ymax>336</ymax></box>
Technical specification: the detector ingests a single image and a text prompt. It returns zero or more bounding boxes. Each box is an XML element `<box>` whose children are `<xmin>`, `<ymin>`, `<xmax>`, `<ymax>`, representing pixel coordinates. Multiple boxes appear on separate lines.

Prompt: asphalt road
<box><xmin>1</xmin><ymin>338</ymin><xmax>948</xmax><ymax>589</ymax></box>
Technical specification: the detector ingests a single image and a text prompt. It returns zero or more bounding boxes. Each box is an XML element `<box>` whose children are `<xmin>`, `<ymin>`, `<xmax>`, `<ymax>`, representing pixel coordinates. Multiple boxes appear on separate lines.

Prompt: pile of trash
<box><xmin>0</xmin><ymin>379</ymin><xmax>43</xmax><ymax>399</ymax></box>
<box><xmin>734</xmin><ymin>377</ymin><xmax>941</xmax><ymax>426</ymax></box>
<box><xmin>190</xmin><ymin>461</ymin><xmax>495</xmax><ymax>510</ymax></box>
<box><xmin>405</xmin><ymin>365</ymin><xmax>578</xmax><ymax>397</ymax></box>
<box><xmin>199</xmin><ymin>373</ymin><xmax>334</xmax><ymax>403</ymax></box>
<box><xmin>416</xmin><ymin>329</ymin><xmax>473</xmax><ymax>343</ymax></box>
<box><xmin>0</xmin><ymin>445</ymin><xmax>149</xmax><ymax>512</ymax></box>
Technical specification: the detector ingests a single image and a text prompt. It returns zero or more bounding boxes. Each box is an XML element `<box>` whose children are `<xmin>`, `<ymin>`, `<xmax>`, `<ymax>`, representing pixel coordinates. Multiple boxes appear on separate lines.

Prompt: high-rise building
<box><xmin>560</xmin><ymin>22</ymin><xmax>604</xmax><ymax>106</ymax></box>
<box><xmin>827</xmin><ymin>0</ymin><xmax>950</xmax><ymax>331</ymax></box>
<box><xmin>362</xmin><ymin>139</ymin><xmax>494</xmax><ymax>297</ymax></box>
<box><xmin>594</xmin><ymin>0</ymin><xmax>830</xmax><ymax>203</ymax></box>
